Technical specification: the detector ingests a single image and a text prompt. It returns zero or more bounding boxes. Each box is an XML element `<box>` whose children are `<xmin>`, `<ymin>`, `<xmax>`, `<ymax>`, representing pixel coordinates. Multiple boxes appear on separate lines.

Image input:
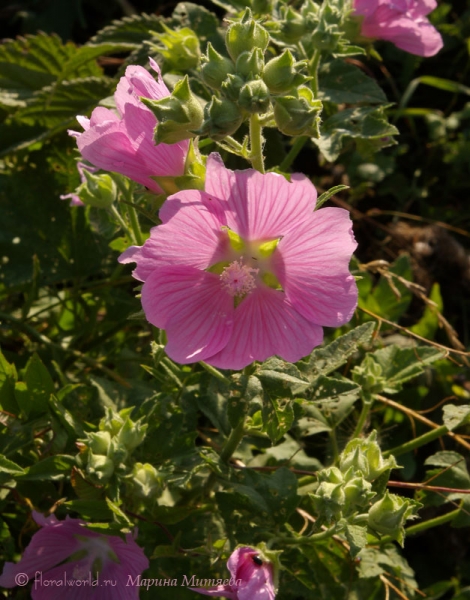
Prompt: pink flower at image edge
<box><xmin>119</xmin><ymin>153</ymin><xmax>358</xmax><ymax>370</ymax></box>
<box><xmin>190</xmin><ymin>546</ymin><xmax>276</xmax><ymax>599</ymax></box>
<box><xmin>354</xmin><ymin>0</ymin><xmax>443</xmax><ymax>57</ymax></box>
<box><xmin>0</xmin><ymin>511</ymin><xmax>149</xmax><ymax>600</ymax></box>
<box><xmin>69</xmin><ymin>58</ymin><xmax>188</xmax><ymax>193</ymax></box>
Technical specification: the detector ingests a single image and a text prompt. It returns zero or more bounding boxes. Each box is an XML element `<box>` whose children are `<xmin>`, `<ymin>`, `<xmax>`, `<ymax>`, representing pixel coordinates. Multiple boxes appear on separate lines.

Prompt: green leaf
<box><xmin>368</xmin><ymin>345</ymin><xmax>443</xmax><ymax>393</ymax></box>
<box><xmin>91</xmin><ymin>13</ymin><xmax>164</xmax><ymax>46</ymax></box>
<box><xmin>23</xmin><ymin>353</ymin><xmax>55</xmax><ymax>413</ymax></box>
<box><xmin>172</xmin><ymin>2</ymin><xmax>221</xmax><ymax>42</ymax></box>
<box><xmin>314</xmin><ymin>105</ymin><xmax>398</xmax><ymax>162</ymax></box>
<box><xmin>18</xmin><ymin>455</ymin><xmax>75</xmax><ymax>481</ymax></box>
<box><xmin>262</xmin><ymin>394</ymin><xmax>294</xmax><ymax>443</ymax></box>
<box><xmin>49</xmin><ymin>395</ymin><xmax>84</xmax><ymax>439</ymax></box>
<box><xmin>64</xmin><ymin>499</ymin><xmax>114</xmax><ymax>521</ymax></box>
<box><xmin>0</xmin><ymin>33</ymin><xmax>99</xmax><ymax>108</ymax></box>
<box><xmin>71</xmin><ymin>467</ymin><xmax>104</xmax><ymax>501</ymax></box>
<box><xmin>344</xmin><ymin>523</ymin><xmax>368</xmax><ymax>557</ymax></box>
<box><xmin>0</xmin><ymin>454</ymin><xmax>26</xmax><ymax>475</ymax></box>
<box><xmin>257</xmin><ymin>357</ymin><xmax>309</xmax><ymax>396</ymax></box>
<box><xmin>315</xmin><ymin>184</ymin><xmax>349</xmax><ymax>210</ymax></box>
<box><xmin>298</xmin><ymin>322</ymin><xmax>376</xmax><ymax>382</ymax></box>
<box><xmin>442</xmin><ymin>404</ymin><xmax>470</xmax><ymax>431</ymax></box>
<box><xmin>0</xmin><ymin>349</ymin><xmax>18</xmax><ymax>414</ymax></box>
<box><xmin>228</xmin><ymin>374</ymin><xmax>262</xmax><ymax>428</ymax></box>
<box><xmin>319</xmin><ymin>59</ymin><xmax>388</xmax><ymax>105</ymax></box>
<box><xmin>14</xmin><ymin>77</ymin><xmax>114</xmax><ymax>129</ymax></box>
<box><xmin>419</xmin><ymin>451</ymin><xmax>470</xmax><ymax>507</ymax></box>
<box><xmin>410</xmin><ymin>283</ymin><xmax>443</xmax><ymax>339</ymax></box>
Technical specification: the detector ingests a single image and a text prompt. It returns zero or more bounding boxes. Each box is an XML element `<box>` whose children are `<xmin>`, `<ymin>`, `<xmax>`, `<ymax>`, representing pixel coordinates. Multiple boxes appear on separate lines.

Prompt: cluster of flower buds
<box><xmin>311</xmin><ymin>432</ymin><xmax>419</xmax><ymax>545</ymax></box>
<box><xmin>76</xmin><ymin>407</ymin><xmax>147</xmax><ymax>484</ymax></box>
<box><xmin>352</xmin><ymin>354</ymin><xmax>389</xmax><ymax>402</ymax></box>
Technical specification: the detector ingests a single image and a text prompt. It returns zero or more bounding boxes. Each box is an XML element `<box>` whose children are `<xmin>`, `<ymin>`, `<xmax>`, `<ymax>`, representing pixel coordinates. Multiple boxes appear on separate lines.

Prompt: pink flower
<box><xmin>0</xmin><ymin>511</ymin><xmax>149</xmax><ymax>599</ymax></box>
<box><xmin>191</xmin><ymin>547</ymin><xmax>276</xmax><ymax>599</ymax></box>
<box><xmin>119</xmin><ymin>153</ymin><xmax>358</xmax><ymax>370</ymax></box>
<box><xmin>70</xmin><ymin>58</ymin><xmax>188</xmax><ymax>193</ymax></box>
<box><xmin>354</xmin><ymin>0</ymin><xmax>443</xmax><ymax>57</ymax></box>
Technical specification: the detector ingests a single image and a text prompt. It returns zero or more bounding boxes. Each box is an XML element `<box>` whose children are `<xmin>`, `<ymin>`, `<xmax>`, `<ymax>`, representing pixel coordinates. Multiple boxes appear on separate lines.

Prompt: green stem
<box><xmin>352</xmin><ymin>397</ymin><xmax>374</xmax><ymax>440</ymax></box>
<box><xmin>219</xmin><ymin>418</ymin><xmax>246</xmax><ymax>463</ymax></box>
<box><xmin>249</xmin><ymin>113</ymin><xmax>265</xmax><ymax>173</ymax></box>
<box><xmin>384</xmin><ymin>425</ymin><xmax>448</xmax><ymax>458</ymax></box>
<box><xmin>109</xmin><ymin>204</ymin><xmax>134</xmax><ymax>241</ymax></box>
<box><xmin>309</xmin><ymin>50</ymin><xmax>321</xmax><ymax>98</ymax></box>
<box><xmin>273</xmin><ymin>523</ymin><xmax>340</xmax><ymax>545</ymax></box>
<box><xmin>279</xmin><ymin>136</ymin><xmax>308</xmax><ymax>172</ymax></box>
<box><xmin>378</xmin><ymin>507</ymin><xmax>460</xmax><ymax>545</ymax></box>
<box><xmin>126</xmin><ymin>202</ymin><xmax>144</xmax><ymax>246</ymax></box>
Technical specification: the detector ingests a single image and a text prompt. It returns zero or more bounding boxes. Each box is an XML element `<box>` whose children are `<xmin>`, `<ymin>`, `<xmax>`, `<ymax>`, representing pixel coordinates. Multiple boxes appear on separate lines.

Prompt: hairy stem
<box><xmin>249</xmin><ymin>113</ymin><xmax>265</xmax><ymax>173</ymax></box>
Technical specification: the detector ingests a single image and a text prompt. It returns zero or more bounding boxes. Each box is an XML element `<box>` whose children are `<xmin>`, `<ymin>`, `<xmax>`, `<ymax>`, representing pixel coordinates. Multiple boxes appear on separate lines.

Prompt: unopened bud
<box><xmin>239</xmin><ymin>78</ymin><xmax>271</xmax><ymax>114</ymax></box>
<box><xmin>150</xmin><ymin>24</ymin><xmax>200</xmax><ymax>71</ymax></box>
<box><xmin>201</xmin><ymin>43</ymin><xmax>235</xmax><ymax>90</ymax></box>
<box><xmin>197</xmin><ymin>96</ymin><xmax>244</xmax><ymax>141</ymax></box>
<box><xmin>221</xmin><ymin>74</ymin><xmax>245</xmax><ymax>101</ymax></box>
<box><xmin>263</xmin><ymin>49</ymin><xmax>309</xmax><ymax>94</ymax></box>
<box><xmin>142</xmin><ymin>76</ymin><xmax>203</xmax><ymax>144</ymax></box>
<box><xmin>279</xmin><ymin>7</ymin><xmax>307</xmax><ymax>43</ymax></box>
<box><xmin>273</xmin><ymin>88</ymin><xmax>322</xmax><ymax>137</ymax></box>
<box><xmin>340</xmin><ymin>431</ymin><xmax>397</xmax><ymax>482</ymax></box>
<box><xmin>226</xmin><ymin>9</ymin><xmax>270</xmax><ymax>62</ymax></box>
<box><xmin>235</xmin><ymin>48</ymin><xmax>264</xmax><ymax>78</ymax></box>
<box><xmin>368</xmin><ymin>491</ymin><xmax>419</xmax><ymax>545</ymax></box>
<box><xmin>77</xmin><ymin>171</ymin><xmax>117</xmax><ymax>209</ymax></box>
<box><xmin>131</xmin><ymin>462</ymin><xmax>162</xmax><ymax>498</ymax></box>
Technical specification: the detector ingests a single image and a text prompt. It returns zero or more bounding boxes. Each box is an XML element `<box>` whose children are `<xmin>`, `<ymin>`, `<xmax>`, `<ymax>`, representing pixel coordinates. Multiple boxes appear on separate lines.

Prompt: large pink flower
<box><xmin>70</xmin><ymin>58</ymin><xmax>188</xmax><ymax>193</ymax></box>
<box><xmin>354</xmin><ymin>0</ymin><xmax>443</xmax><ymax>57</ymax></box>
<box><xmin>0</xmin><ymin>511</ymin><xmax>149</xmax><ymax>599</ymax></box>
<box><xmin>191</xmin><ymin>546</ymin><xmax>276</xmax><ymax>599</ymax></box>
<box><xmin>119</xmin><ymin>153</ymin><xmax>357</xmax><ymax>370</ymax></box>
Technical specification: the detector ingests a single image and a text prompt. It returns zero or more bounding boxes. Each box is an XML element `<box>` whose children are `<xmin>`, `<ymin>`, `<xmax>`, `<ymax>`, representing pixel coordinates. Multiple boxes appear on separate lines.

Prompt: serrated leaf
<box><xmin>258</xmin><ymin>358</ymin><xmax>308</xmax><ymax>396</ymax></box>
<box><xmin>262</xmin><ymin>394</ymin><xmax>294</xmax><ymax>443</ymax></box>
<box><xmin>172</xmin><ymin>3</ymin><xmax>221</xmax><ymax>42</ymax></box>
<box><xmin>314</xmin><ymin>105</ymin><xmax>398</xmax><ymax>162</ymax></box>
<box><xmin>369</xmin><ymin>345</ymin><xmax>443</xmax><ymax>393</ymax></box>
<box><xmin>442</xmin><ymin>404</ymin><xmax>470</xmax><ymax>431</ymax></box>
<box><xmin>91</xmin><ymin>13</ymin><xmax>164</xmax><ymax>46</ymax></box>
<box><xmin>0</xmin><ymin>33</ymin><xmax>102</xmax><ymax>108</ymax></box>
<box><xmin>298</xmin><ymin>322</ymin><xmax>376</xmax><ymax>383</ymax></box>
<box><xmin>14</xmin><ymin>77</ymin><xmax>114</xmax><ymax>129</ymax></box>
<box><xmin>419</xmin><ymin>451</ymin><xmax>470</xmax><ymax>507</ymax></box>
<box><xmin>319</xmin><ymin>59</ymin><xmax>387</xmax><ymax>105</ymax></box>
<box><xmin>344</xmin><ymin>523</ymin><xmax>368</xmax><ymax>557</ymax></box>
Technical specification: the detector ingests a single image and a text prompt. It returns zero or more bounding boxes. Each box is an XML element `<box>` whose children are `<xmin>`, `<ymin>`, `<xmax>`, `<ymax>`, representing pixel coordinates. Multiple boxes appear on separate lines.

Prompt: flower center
<box><xmin>220</xmin><ymin>259</ymin><xmax>259</xmax><ymax>297</ymax></box>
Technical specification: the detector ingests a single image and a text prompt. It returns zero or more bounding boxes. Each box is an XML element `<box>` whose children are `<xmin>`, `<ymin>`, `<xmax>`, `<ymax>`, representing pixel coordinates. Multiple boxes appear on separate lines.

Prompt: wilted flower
<box><xmin>354</xmin><ymin>0</ymin><xmax>443</xmax><ymax>57</ymax></box>
<box><xmin>0</xmin><ymin>511</ymin><xmax>149</xmax><ymax>599</ymax></box>
<box><xmin>70</xmin><ymin>58</ymin><xmax>188</xmax><ymax>193</ymax></box>
<box><xmin>191</xmin><ymin>546</ymin><xmax>276</xmax><ymax>599</ymax></box>
<box><xmin>119</xmin><ymin>153</ymin><xmax>357</xmax><ymax>370</ymax></box>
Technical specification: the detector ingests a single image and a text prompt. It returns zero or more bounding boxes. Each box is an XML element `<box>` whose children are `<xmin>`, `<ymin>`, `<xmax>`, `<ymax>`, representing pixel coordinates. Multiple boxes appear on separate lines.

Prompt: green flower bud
<box><xmin>197</xmin><ymin>96</ymin><xmax>244</xmax><ymax>141</ymax></box>
<box><xmin>263</xmin><ymin>50</ymin><xmax>309</xmax><ymax>95</ymax></box>
<box><xmin>352</xmin><ymin>355</ymin><xmax>387</xmax><ymax>398</ymax></box>
<box><xmin>273</xmin><ymin>87</ymin><xmax>322</xmax><ymax>137</ymax></box>
<box><xmin>368</xmin><ymin>491</ymin><xmax>420</xmax><ymax>545</ymax></box>
<box><xmin>311</xmin><ymin>481</ymin><xmax>345</xmax><ymax>522</ymax></box>
<box><xmin>343</xmin><ymin>475</ymin><xmax>375</xmax><ymax>513</ymax></box>
<box><xmin>340</xmin><ymin>431</ymin><xmax>397</xmax><ymax>482</ymax></box>
<box><xmin>201</xmin><ymin>43</ymin><xmax>235</xmax><ymax>90</ymax></box>
<box><xmin>87</xmin><ymin>454</ymin><xmax>115</xmax><ymax>482</ymax></box>
<box><xmin>116</xmin><ymin>416</ymin><xmax>147</xmax><ymax>452</ymax></box>
<box><xmin>77</xmin><ymin>171</ymin><xmax>117</xmax><ymax>209</ymax></box>
<box><xmin>251</xmin><ymin>0</ymin><xmax>272</xmax><ymax>14</ymax></box>
<box><xmin>235</xmin><ymin>48</ymin><xmax>264</xmax><ymax>78</ymax></box>
<box><xmin>279</xmin><ymin>7</ymin><xmax>307</xmax><ymax>43</ymax></box>
<box><xmin>131</xmin><ymin>462</ymin><xmax>162</xmax><ymax>498</ymax></box>
<box><xmin>221</xmin><ymin>74</ymin><xmax>245</xmax><ymax>102</ymax></box>
<box><xmin>150</xmin><ymin>24</ymin><xmax>200</xmax><ymax>71</ymax></box>
<box><xmin>239</xmin><ymin>78</ymin><xmax>271</xmax><ymax>114</ymax></box>
<box><xmin>142</xmin><ymin>76</ymin><xmax>204</xmax><ymax>144</ymax></box>
<box><xmin>226</xmin><ymin>8</ymin><xmax>270</xmax><ymax>62</ymax></box>
<box><xmin>317</xmin><ymin>466</ymin><xmax>344</xmax><ymax>485</ymax></box>
<box><xmin>87</xmin><ymin>431</ymin><xmax>113</xmax><ymax>456</ymax></box>
<box><xmin>310</xmin><ymin>3</ymin><xmax>342</xmax><ymax>52</ymax></box>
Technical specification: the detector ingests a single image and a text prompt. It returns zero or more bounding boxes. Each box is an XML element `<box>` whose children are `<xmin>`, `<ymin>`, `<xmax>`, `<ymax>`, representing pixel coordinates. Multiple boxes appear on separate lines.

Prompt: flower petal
<box><xmin>272</xmin><ymin>208</ymin><xmax>358</xmax><ymax>327</ymax></box>
<box><xmin>206</xmin><ymin>286</ymin><xmax>323</xmax><ymax>370</ymax></box>
<box><xmin>204</xmin><ymin>153</ymin><xmax>317</xmax><ymax>240</ymax></box>
<box><xmin>141</xmin><ymin>266</ymin><xmax>234</xmax><ymax>363</ymax></box>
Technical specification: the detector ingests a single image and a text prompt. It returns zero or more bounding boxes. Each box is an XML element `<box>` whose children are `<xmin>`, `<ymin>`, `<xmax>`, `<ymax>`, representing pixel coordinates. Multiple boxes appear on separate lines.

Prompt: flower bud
<box><xmin>131</xmin><ymin>462</ymin><xmax>162</xmax><ymax>498</ymax></box>
<box><xmin>251</xmin><ymin>0</ymin><xmax>272</xmax><ymax>14</ymax></box>
<box><xmin>87</xmin><ymin>454</ymin><xmax>115</xmax><ymax>482</ymax></box>
<box><xmin>343</xmin><ymin>475</ymin><xmax>375</xmax><ymax>512</ymax></box>
<box><xmin>273</xmin><ymin>88</ymin><xmax>322</xmax><ymax>137</ymax></box>
<box><xmin>263</xmin><ymin>49</ymin><xmax>309</xmax><ymax>95</ymax></box>
<box><xmin>239</xmin><ymin>78</ymin><xmax>271</xmax><ymax>114</ymax></box>
<box><xmin>197</xmin><ymin>96</ymin><xmax>244</xmax><ymax>141</ymax></box>
<box><xmin>311</xmin><ymin>481</ymin><xmax>345</xmax><ymax>522</ymax></box>
<box><xmin>221</xmin><ymin>74</ymin><xmax>245</xmax><ymax>102</ymax></box>
<box><xmin>87</xmin><ymin>431</ymin><xmax>113</xmax><ymax>456</ymax></box>
<box><xmin>352</xmin><ymin>355</ymin><xmax>387</xmax><ymax>398</ymax></box>
<box><xmin>279</xmin><ymin>7</ymin><xmax>307</xmax><ymax>43</ymax></box>
<box><xmin>142</xmin><ymin>76</ymin><xmax>204</xmax><ymax>144</ymax></box>
<box><xmin>368</xmin><ymin>491</ymin><xmax>419</xmax><ymax>545</ymax></box>
<box><xmin>235</xmin><ymin>48</ymin><xmax>264</xmax><ymax>78</ymax></box>
<box><xmin>150</xmin><ymin>24</ymin><xmax>200</xmax><ymax>71</ymax></box>
<box><xmin>226</xmin><ymin>9</ymin><xmax>270</xmax><ymax>62</ymax></box>
<box><xmin>77</xmin><ymin>170</ymin><xmax>117</xmax><ymax>209</ymax></box>
<box><xmin>201</xmin><ymin>43</ymin><xmax>235</xmax><ymax>90</ymax></box>
<box><xmin>340</xmin><ymin>431</ymin><xmax>397</xmax><ymax>482</ymax></box>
